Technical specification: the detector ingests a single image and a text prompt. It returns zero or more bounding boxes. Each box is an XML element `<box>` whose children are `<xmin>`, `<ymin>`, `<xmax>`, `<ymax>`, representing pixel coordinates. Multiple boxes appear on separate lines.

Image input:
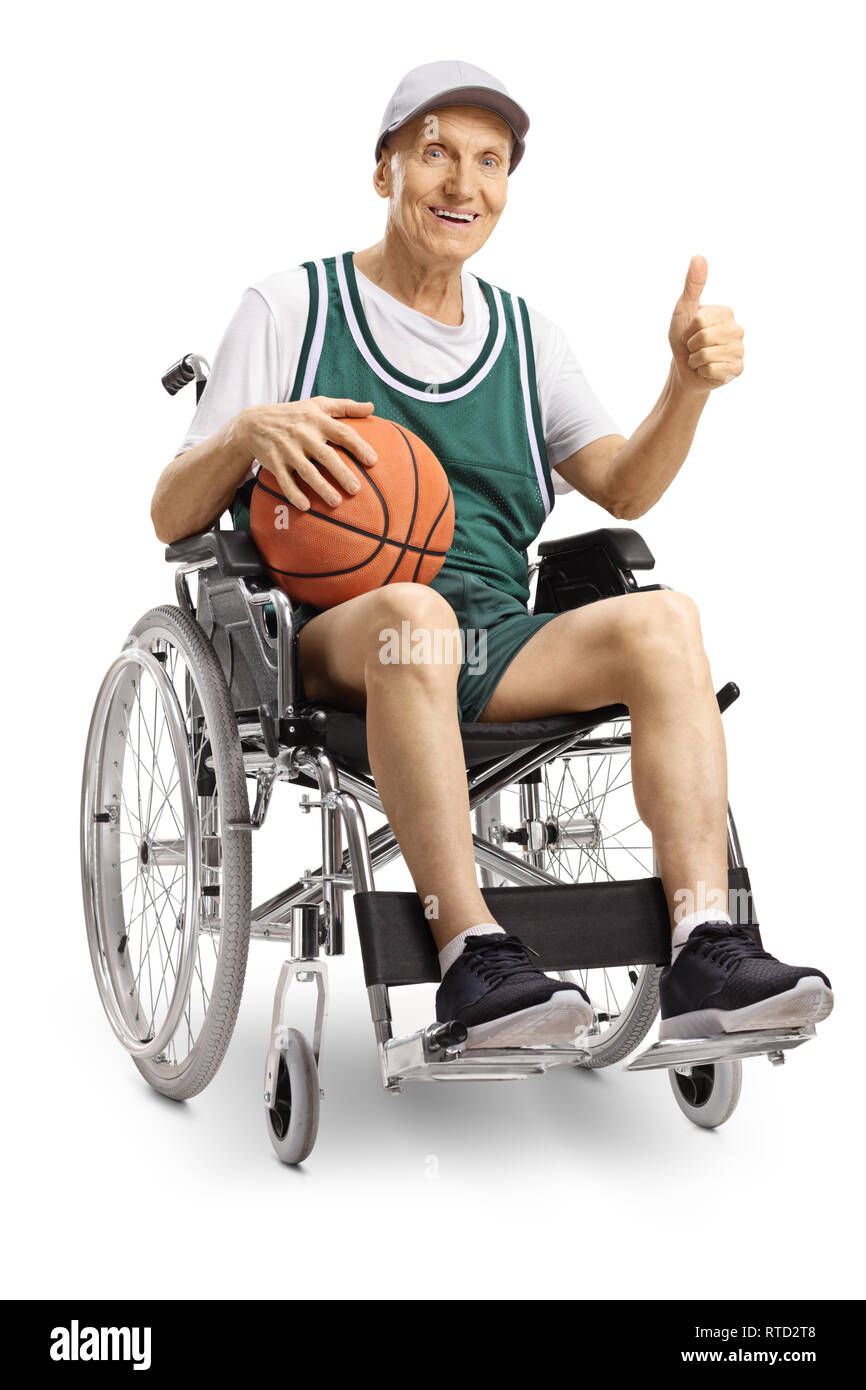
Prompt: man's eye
<box><xmin>481</xmin><ymin>157</ymin><xmax>499</xmax><ymax>169</ymax></box>
<box><xmin>426</xmin><ymin>148</ymin><xmax>444</xmax><ymax>159</ymax></box>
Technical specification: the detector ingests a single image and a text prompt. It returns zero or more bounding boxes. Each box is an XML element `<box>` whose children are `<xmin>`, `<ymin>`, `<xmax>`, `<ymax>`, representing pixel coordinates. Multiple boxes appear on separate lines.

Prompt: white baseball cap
<box><xmin>375</xmin><ymin>60</ymin><xmax>530</xmax><ymax>173</ymax></box>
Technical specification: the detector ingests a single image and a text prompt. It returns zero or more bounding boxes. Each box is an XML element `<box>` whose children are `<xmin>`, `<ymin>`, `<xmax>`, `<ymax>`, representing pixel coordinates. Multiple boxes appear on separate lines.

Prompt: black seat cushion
<box><xmin>311</xmin><ymin>702</ymin><xmax>629</xmax><ymax>776</ymax></box>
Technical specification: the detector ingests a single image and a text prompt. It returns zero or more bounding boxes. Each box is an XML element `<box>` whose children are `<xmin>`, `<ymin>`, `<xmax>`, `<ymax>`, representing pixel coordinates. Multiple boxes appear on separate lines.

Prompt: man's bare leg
<box><xmin>298</xmin><ymin>583</ymin><xmax>495</xmax><ymax>951</ymax></box>
<box><xmin>479</xmin><ymin>589</ymin><xmax>729</xmax><ymax>928</ymax></box>
<box><xmin>477</xmin><ymin>586</ymin><xmax>834</xmax><ymax>1037</ymax></box>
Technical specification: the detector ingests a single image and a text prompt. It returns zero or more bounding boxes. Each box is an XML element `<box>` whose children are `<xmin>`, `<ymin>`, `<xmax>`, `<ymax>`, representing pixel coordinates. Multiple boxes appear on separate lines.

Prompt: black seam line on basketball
<box><xmin>252</xmin><ymin>475</ymin><xmax>447</xmax><ymax>556</ymax></box>
<box><xmin>252</xmin><ymin>476</ymin><xmax>448</xmax><ymax>558</ymax></box>
<box><xmin>253</xmin><ymin>474</ymin><xmax>387</xmax><ymax>565</ymax></box>
<box><xmin>412</xmin><ymin>490</ymin><xmax>452</xmax><ymax>583</ymax></box>
<box><xmin>254</xmin><ymin>454</ymin><xmax>391</xmax><ymax>556</ymax></box>
<box><xmin>383</xmin><ymin>424</ymin><xmax>420</xmax><ymax>585</ymax></box>
<box><xmin>265</xmin><ymin>546</ymin><xmax>449</xmax><ymax>578</ymax></box>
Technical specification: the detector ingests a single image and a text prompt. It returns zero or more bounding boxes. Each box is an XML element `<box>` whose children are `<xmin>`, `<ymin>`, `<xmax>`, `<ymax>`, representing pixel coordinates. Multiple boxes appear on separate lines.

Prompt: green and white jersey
<box><xmin>284</xmin><ymin>251</ymin><xmax>555</xmax><ymax>607</ymax></box>
<box><xmin>180</xmin><ymin>255</ymin><xmax>623</xmax><ymax>605</ymax></box>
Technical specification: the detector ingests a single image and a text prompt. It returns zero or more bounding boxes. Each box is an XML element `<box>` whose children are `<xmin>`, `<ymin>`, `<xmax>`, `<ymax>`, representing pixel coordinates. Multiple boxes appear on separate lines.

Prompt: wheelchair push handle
<box><xmin>161</xmin><ymin>352</ymin><xmax>211</xmax><ymax>404</ymax></box>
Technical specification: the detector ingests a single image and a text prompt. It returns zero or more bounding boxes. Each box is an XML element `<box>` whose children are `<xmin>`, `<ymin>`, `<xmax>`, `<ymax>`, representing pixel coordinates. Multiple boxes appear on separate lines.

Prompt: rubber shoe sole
<box><xmin>658</xmin><ymin>975</ymin><xmax>834</xmax><ymax>1041</ymax></box>
<box><xmin>463</xmin><ymin>992</ymin><xmax>594</xmax><ymax>1049</ymax></box>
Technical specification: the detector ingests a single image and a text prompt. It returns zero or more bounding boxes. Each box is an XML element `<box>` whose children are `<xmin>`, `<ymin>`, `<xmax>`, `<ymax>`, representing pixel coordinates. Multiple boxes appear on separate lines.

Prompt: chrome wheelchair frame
<box><xmin>80</xmin><ymin>351</ymin><xmax>816</xmax><ymax>1163</ymax></box>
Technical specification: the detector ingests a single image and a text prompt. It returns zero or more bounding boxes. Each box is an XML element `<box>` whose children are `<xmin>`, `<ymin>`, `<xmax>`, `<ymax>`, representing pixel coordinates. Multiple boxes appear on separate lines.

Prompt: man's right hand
<box><xmin>235</xmin><ymin>397</ymin><xmax>379</xmax><ymax>511</ymax></box>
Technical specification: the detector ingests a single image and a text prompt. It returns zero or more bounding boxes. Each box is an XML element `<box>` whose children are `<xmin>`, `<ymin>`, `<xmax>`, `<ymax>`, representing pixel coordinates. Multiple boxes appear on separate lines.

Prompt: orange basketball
<box><xmin>249</xmin><ymin>415</ymin><xmax>455</xmax><ymax>608</ymax></box>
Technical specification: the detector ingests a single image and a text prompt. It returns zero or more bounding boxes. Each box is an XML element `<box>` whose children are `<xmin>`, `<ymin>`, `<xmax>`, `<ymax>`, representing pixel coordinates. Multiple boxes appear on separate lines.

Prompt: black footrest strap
<box><xmin>354</xmin><ymin>868</ymin><xmax>760</xmax><ymax>988</ymax></box>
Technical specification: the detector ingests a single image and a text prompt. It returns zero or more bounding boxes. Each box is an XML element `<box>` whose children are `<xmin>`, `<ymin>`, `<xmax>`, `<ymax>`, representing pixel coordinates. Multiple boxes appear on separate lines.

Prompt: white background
<box><xmin>3</xmin><ymin>0</ymin><xmax>864</xmax><ymax>1301</ymax></box>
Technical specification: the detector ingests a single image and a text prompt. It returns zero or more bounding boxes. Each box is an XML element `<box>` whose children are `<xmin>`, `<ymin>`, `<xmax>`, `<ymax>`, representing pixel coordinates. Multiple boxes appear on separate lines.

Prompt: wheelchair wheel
<box><xmin>490</xmin><ymin>715</ymin><xmax>661</xmax><ymax>1068</ymax></box>
<box><xmin>266</xmin><ymin>1028</ymin><xmax>320</xmax><ymax>1165</ymax></box>
<box><xmin>81</xmin><ymin>604</ymin><xmax>252</xmax><ymax>1100</ymax></box>
<box><xmin>669</xmin><ymin>1060</ymin><xmax>742</xmax><ymax>1128</ymax></box>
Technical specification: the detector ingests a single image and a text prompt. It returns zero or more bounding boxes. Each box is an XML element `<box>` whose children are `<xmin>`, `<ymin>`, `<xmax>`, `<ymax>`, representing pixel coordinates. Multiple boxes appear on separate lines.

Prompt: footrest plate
<box><xmin>383</xmin><ymin>1029</ymin><xmax>591</xmax><ymax>1084</ymax></box>
<box><xmin>626</xmin><ymin>1025</ymin><xmax>816</xmax><ymax>1072</ymax></box>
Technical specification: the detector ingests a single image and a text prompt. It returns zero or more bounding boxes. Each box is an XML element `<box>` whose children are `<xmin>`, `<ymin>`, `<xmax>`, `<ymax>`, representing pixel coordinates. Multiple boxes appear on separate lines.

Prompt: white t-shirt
<box><xmin>176</xmin><ymin>262</ymin><xmax>622</xmax><ymax>496</ymax></box>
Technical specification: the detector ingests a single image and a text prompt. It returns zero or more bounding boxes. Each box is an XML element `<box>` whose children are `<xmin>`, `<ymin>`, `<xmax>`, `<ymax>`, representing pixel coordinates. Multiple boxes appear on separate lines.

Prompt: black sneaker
<box><xmin>435</xmin><ymin>932</ymin><xmax>593</xmax><ymax>1048</ymax></box>
<box><xmin>659</xmin><ymin>922</ymin><xmax>834</xmax><ymax>1041</ymax></box>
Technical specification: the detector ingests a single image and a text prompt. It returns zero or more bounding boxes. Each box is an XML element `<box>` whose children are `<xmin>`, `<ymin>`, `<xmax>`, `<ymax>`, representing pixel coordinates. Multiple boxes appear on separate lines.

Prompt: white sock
<box><xmin>671</xmin><ymin>909</ymin><xmax>733</xmax><ymax>963</ymax></box>
<box><xmin>439</xmin><ymin>923</ymin><xmax>505</xmax><ymax>977</ymax></box>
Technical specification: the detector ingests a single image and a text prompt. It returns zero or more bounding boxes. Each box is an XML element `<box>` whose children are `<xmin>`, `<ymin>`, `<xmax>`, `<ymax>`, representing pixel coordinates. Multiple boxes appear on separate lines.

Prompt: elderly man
<box><xmin>151</xmin><ymin>61</ymin><xmax>832</xmax><ymax>1048</ymax></box>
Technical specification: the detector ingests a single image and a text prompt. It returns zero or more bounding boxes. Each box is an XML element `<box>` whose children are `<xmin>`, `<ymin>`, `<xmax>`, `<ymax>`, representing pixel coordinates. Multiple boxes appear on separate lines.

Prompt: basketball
<box><xmin>249</xmin><ymin>415</ymin><xmax>455</xmax><ymax>609</ymax></box>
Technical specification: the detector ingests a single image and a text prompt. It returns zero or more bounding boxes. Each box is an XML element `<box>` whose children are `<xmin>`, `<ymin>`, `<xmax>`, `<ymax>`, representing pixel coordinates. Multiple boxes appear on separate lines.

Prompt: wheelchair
<box><xmin>80</xmin><ymin>350</ymin><xmax>818</xmax><ymax>1164</ymax></box>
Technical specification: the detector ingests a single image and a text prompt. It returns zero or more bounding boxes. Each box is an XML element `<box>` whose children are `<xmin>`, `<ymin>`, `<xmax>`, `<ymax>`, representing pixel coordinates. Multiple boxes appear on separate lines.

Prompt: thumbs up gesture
<box><xmin>668</xmin><ymin>255</ymin><xmax>744</xmax><ymax>395</ymax></box>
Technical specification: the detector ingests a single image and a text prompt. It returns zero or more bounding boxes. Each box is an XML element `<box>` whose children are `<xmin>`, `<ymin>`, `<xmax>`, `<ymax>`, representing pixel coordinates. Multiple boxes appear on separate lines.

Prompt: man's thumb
<box><xmin>680</xmin><ymin>254</ymin><xmax>708</xmax><ymax>306</ymax></box>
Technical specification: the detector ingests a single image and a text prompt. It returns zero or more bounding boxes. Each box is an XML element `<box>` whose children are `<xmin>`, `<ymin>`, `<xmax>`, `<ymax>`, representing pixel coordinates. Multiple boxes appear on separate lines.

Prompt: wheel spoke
<box><xmin>139</xmin><ymin>872</ymin><xmax>182</xmax><ymax>1028</ymax></box>
<box><xmin>145</xmin><ymin>774</ymin><xmax>184</xmax><ymax>840</ymax></box>
<box><xmin>127</xmin><ymin>875</ymin><xmax>181</xmax><ymax>993</ymax></box>
<box><xmin>130</xmin><ymin>686</ymin><xmax>179</xmax><ymax>823</ymax></box>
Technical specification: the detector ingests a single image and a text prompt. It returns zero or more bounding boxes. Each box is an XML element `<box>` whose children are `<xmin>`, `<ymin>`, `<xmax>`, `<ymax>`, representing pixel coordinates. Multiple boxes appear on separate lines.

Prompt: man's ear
<box><xmin>373</xmin><ymin>142</ymin><xmax>393</xmax><ymax>200</ymax></box>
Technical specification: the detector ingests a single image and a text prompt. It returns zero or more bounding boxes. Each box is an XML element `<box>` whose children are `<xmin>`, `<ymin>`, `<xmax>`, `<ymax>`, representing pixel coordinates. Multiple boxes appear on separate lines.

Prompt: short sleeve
<box><xmin>527</xmin><ymin>305</ymin><xmax>623</xmax><ymax>494</ymax></box>
<box><xmin>174</xmin><ymin>287</ymin><xmax>283</xmax><ymax>477</ymax></box>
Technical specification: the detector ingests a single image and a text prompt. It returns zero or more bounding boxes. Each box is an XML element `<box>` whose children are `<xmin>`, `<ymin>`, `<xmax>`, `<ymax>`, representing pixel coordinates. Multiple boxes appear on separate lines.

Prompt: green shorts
<box><xmin>292</xmin><ymin>570</ymin><xmax>559</xmax><ymax>723</ymax></box>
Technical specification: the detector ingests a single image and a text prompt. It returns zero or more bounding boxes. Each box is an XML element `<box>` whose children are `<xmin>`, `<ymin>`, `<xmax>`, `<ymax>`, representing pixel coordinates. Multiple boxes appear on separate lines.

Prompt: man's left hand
<box><xmin>669</xmin><ymin>254</ymin><xmax>744</xmax><ymax>395</ymax></box>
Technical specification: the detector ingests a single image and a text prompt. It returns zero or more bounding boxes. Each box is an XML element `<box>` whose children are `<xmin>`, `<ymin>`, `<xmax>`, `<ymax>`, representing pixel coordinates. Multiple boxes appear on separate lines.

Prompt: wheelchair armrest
<box><xmin>165</xmin><ymin>528</ymin><xmax>268</xmax><ymax>579</ymax></box>
<box><xmin>537</xmin><ymin>526</ymin><xmax>655</xmax><ymax>572</ymax></box>
<box><xmin>533</xmin><ymin>527</ymin><xmax>656</xmax><ymax>616</ymax></box>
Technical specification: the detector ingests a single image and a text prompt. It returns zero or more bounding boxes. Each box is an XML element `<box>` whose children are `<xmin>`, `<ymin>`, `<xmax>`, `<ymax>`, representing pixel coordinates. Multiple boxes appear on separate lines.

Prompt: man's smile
<box><xmin>427</xmin><ymin>205</ymin><xmax>481</xmax><ymax>226</ymax></box>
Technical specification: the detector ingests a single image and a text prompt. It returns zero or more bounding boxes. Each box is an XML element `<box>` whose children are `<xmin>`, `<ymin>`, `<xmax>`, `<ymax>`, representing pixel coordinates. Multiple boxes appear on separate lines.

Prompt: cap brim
<box><xmin>376</xmin><ymin>84</ymin><xmax>529</xmax><ymax>172</ymax></box>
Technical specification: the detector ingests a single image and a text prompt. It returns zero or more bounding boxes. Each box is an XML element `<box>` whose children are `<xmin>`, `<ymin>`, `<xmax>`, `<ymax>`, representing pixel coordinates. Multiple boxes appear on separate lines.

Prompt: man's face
<box><xmin>379</xmin><ymin>105</ymin><xmax>511</xmax><ymax>266</ymax></box>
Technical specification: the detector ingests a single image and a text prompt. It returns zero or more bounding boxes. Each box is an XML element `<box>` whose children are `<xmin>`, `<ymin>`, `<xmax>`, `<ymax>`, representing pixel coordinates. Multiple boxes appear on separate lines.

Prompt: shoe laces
<box><xmin>462</xmin><ymin>933</ymin><xmax>541</xmax><ymax>987</ymax></box>
<box><xmin>690</xmin><ymin>924</ymin><xmax>772</xmax><ymax>972</ymax></box>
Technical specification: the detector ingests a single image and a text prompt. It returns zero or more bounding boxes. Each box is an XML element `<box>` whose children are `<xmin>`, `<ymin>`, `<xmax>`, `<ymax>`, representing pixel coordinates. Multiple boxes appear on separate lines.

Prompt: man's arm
<box><xmin>151</xmin><ymin>414</ymin><xmax>257</xmax><ymax>544</ymax></box>
<box><xmin>152</xmin><ymin>399</ymin><xmax>379</xmax><ymax>544</ymax></box>
<box><xmin>552</xmin><ymin>256</ymin><xmax>744</xmax><ymax>522</ymax></box>
<box><xmin>152</xmin><ymin>287</ymin><xmax>285</xmax><ymax>544</ymax></box>
<box><xmin>552</xmin><ymin>433</ymin><xmax>628</xmax><ymax>515</ymax></box>
<box><xmin>553</xmin><ymin>361</ymin><xmax>709</xmax><ymax>521</ymax></box>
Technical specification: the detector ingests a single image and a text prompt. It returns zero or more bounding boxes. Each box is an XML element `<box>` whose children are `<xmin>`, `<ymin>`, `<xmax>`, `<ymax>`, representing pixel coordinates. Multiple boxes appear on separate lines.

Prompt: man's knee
<box><xmin>614</xmin><ymin>589</ymin><xmax>705</xmax><ymax>666</ymax></box>
<box><xmin>372</xmin><ymin>582</ymin><xmax>458</xmax><ymax>628</ymax></box>
<box><xmin>365</xmin><ymin>583</ymin><xmax>461</xmax><ymax>681</ymax></box>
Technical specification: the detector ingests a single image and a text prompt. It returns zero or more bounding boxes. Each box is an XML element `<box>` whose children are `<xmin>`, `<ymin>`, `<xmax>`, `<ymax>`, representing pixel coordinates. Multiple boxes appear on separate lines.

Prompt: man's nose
<box><xmin>442</xmin><ymin>157</ymin><xmax>478</xmax><ymax>202</ymax></box>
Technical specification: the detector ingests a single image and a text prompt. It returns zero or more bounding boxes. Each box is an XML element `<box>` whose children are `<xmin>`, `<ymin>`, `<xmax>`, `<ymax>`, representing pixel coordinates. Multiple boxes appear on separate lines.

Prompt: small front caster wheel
<box><xmin>669</xmin><ymin>1059</ymin><xmax>742</xmax><ymax>1129</ymax></box>
<box><xmin>266</xmin><ymin>1028</ymin><xmax>320</xmax><ymax>1164</ymax></box>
